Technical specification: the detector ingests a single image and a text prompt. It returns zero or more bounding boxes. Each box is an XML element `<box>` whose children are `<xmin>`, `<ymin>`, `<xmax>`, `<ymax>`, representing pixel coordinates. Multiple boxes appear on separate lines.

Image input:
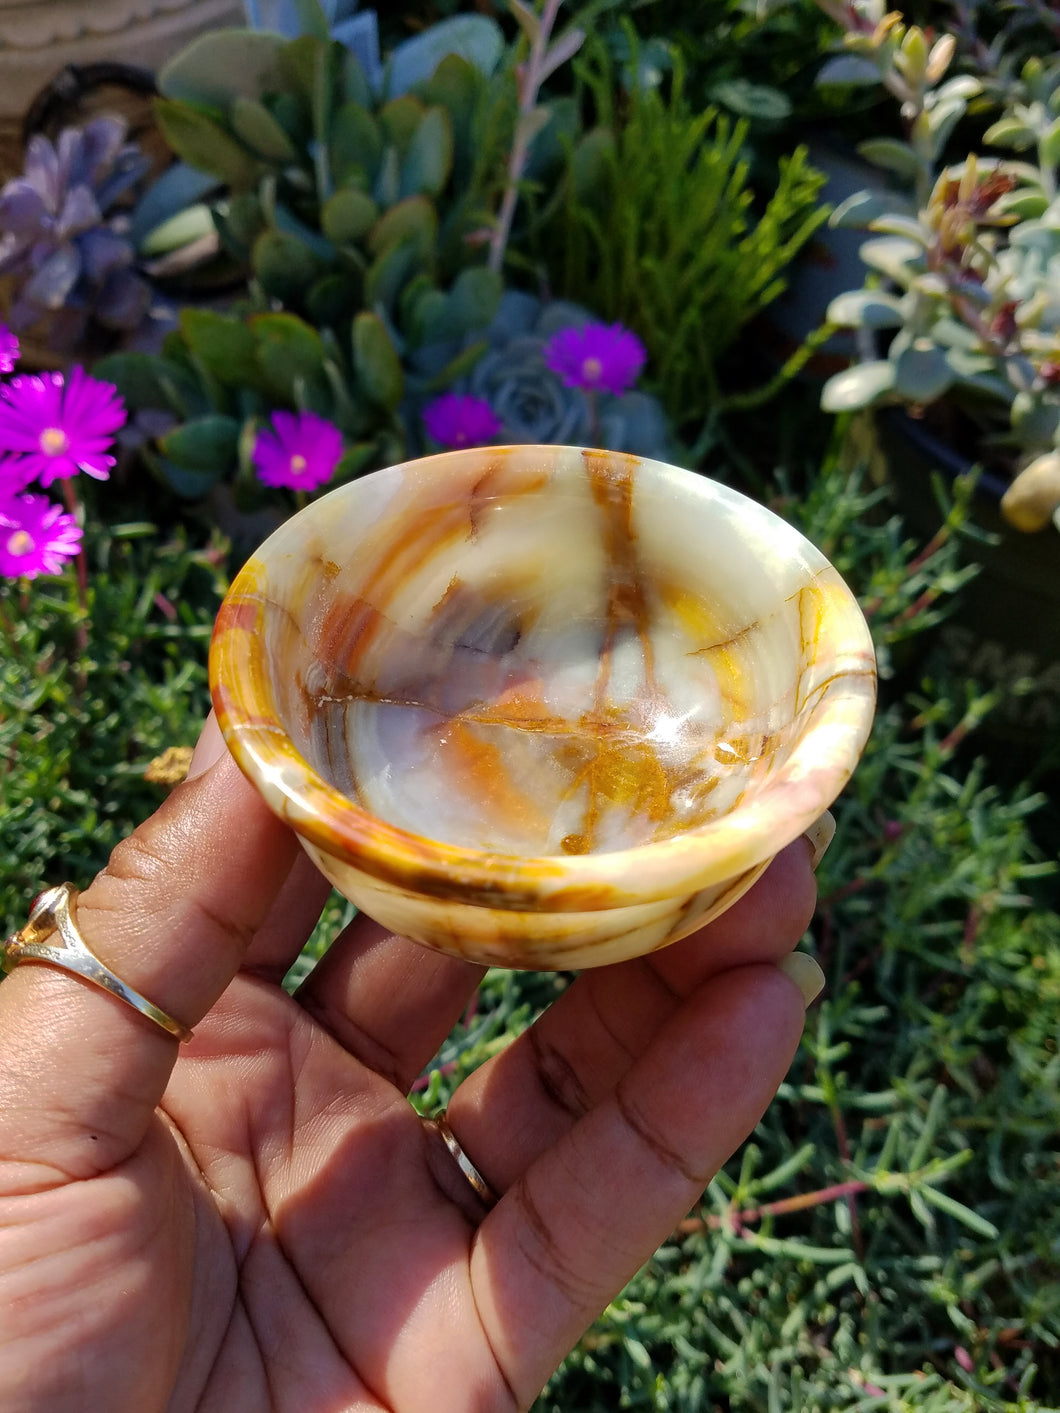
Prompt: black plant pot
<box><xmin>874</xmin><ymin>407</ymin><xmax>1060</xmax><ymax>773</ymax></box>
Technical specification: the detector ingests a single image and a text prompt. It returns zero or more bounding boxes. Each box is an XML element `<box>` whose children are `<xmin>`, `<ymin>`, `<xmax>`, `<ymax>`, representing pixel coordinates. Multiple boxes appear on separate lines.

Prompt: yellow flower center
<box><xmin>290</xmin><ymin>454</ymin><xmax>308</xmax><ymax>476</ymax></box>
<box><xmin>582</xmin><ymin>356</ymin><xmax>603</xmax><ymax>384</ymax></box>
<box><xmin>6</xmin><ymin>530</ymin><xmax>33</xmax><ymax>558</ymax></box>
<box><xmin>40</xmin><ymin>427</ymin><xmax>69</xmax><ymax>456</ymax></box>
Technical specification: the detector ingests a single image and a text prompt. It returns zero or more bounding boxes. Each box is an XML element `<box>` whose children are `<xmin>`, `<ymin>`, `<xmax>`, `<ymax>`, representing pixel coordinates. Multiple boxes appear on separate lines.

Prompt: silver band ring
<box><xmin>1</xmin><ymin>883</ymin><xmax>193</xmax><ymax>1043</ymax></box>
<box><xmin>423</xmin><ymin>1110</ymin><xmax>498</xmax><ymax>1210</ymax></box>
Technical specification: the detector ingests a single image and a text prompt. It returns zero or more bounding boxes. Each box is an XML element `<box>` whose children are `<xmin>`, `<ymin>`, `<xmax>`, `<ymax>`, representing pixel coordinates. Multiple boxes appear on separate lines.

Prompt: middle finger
<box><xmin>445</xmin><ymin>838</ymin><xmax>820</xmax><ymax>1194</ymax></box>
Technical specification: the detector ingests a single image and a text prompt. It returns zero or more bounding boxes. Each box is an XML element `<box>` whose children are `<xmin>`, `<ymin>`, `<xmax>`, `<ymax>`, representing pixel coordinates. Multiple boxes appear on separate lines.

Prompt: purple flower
<box><xmin>0</xmin><ymin>366</ymin><xmax>126</xmax><ymax>487</ymax></box>
<box><xmin>0</xmin><ymin>325</ymin><xmax>19</xmax><ymax>374</ymax></box>
<box><xmin>0</xmin><ymin>493</ymin><xmax>82</xmax><ymax>579</ymax></box>
<box><xmin>544</xmin><ymin>321</ymin><xmax>647</xmax><ymax>396</ymax></box>
<box><xmin>252</xmin><ymin>410</ymin><xmax>344</xmax><ymax>491</ymax></box>
<box><xmin>422</xmin><ymin>393</ymin><xmax>502</xmax><ymax>449</ymax></box>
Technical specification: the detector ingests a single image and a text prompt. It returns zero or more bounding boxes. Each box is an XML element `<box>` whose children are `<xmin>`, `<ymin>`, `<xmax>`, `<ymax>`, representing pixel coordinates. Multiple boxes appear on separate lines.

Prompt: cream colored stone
<box><xmin>210</xmin><ymin>446</ymin><xmax>878</xmax><ymax>970</ymax></box>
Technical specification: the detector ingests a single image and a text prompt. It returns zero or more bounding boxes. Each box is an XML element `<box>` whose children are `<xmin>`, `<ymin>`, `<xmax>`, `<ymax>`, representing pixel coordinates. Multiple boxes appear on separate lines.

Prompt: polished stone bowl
<box><xmin>210</xmin><ymin>445</ymin><xmax>876</xmax><ymax>969</ymax></box>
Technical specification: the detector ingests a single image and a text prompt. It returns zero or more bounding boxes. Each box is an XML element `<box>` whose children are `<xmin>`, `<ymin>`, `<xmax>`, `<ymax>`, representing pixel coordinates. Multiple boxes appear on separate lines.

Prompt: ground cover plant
<box><xmin>1</xmin><ymin>1</ymin><xmax>1058</xmax><ymax>1409</ymax></box>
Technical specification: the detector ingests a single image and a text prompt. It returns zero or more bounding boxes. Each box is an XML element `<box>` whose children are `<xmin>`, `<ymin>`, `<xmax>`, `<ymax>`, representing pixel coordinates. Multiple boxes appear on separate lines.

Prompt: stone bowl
<box><xmin>209</xmin><ymin>445</ymin><xmax>876</xmax><ymax>969</ymax></box>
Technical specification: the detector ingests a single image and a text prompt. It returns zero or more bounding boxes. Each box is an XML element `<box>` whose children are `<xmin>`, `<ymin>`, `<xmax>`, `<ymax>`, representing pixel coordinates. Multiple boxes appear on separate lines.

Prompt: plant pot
<box><xmin>0</xmin><ymin>0</ymin><xmax>244</xmax><ymax>174</ymax></box>
<box><xmin>760</xmin><ymin>134</ymin><xmax>893</xmax><ymax>381</ymax></box>
<box><xmin>873</xmin><ymin>406</ymin><xmax>1060</xmax><ymax>768</ymax></box>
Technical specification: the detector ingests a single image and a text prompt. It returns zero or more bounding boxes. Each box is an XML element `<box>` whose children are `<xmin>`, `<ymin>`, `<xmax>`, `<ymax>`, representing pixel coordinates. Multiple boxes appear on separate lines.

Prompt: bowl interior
<box><xmin>234</xmin><ymin>446</ymin><xmax>869</xmax><ymax>862</ymax></box>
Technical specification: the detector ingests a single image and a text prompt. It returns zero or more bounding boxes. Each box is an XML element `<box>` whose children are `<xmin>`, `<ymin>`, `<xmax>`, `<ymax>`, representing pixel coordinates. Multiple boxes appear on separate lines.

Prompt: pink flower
<box><xmin>0</xmin><ymin>325</ymin><xmax>19</xmax><ymax>374</ymax></box>
<box><xmin>0</xmin><ymin>493</ymin><xmax>82</xmax><ymax>579</ymax></box>
<box><xmin>0</xmin><ymin>366</ymin><xmax>126</xmax><ymax>487</ymax></box>
<box><xmin>252</xmin><ymin>410</ymin><xmax>344</xmax><ymax>492</ymax></box>
<box><xmin>543</xmin><ymin>321</ymin><xmax>647</xmax><ymax>396</ymax></box>
<box><xmin>422</xmin><ymin>393</ymin><xmax>502</xmax><ymax>449</ymax></box>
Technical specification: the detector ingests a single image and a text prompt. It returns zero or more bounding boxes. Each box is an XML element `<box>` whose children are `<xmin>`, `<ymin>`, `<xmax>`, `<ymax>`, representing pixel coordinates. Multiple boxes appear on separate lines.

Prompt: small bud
<box><xmin>872</xmin><ymin>11</ymin><xmax>904</xmax><ymax>48</ymax></box>
<box><xmin>1000</xmin><ymin>453</ymin><xmax>1060</xmax><ymax>531</ymax></box>
<box><xmin>896</xmin><ymin>26</ymin><xmax>929</xmax><ymax>86</ymax></box>
<box><xmin>925</xmin><ymin>33</ymin><xmax>956</xmax><ymax>84</ymax></box>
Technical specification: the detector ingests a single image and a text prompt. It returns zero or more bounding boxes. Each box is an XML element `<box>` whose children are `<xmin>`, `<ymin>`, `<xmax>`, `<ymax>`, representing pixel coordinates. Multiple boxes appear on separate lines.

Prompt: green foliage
<box><xmin>601</xmin><ymin>0</ymin><xmax>846</xmax><ymax>130</ymax></box>
<box><xmin>110</xmin><ymin>27</ymin><xmax>528</xmax><ymax>501</ymax></box>
<box><xmin>813</xmin><ymin>1</ymin><xmax>1060</xmax><ymax>527</ymax></box>
<box><xmin>529</xmin><ymin>36</ymin><xmax>830</xmax><ymax>426</ymax></box>
<box><xmin>0</xmin><ymin>525</ymin><xmax>224</xmax><ymax>932</ymax></box>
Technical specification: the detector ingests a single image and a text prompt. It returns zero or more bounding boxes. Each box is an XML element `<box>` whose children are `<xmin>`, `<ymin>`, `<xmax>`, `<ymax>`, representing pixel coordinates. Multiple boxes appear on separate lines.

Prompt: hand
<box><xmin>0</xmin><ymin>716</ymin><xmax>822</xmax><ymax>1413</ymax></box>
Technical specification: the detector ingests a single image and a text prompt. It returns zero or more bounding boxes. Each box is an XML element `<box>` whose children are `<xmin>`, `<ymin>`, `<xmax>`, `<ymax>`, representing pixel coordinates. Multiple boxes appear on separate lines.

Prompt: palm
<box><xmin>159</xmin><ymin>980</ymin><xmax>507</xmax><ymax>1412</ymax></box>
<box><xmin>0</xmin><ymin>755</ymin><xmax>817</xmax><ymax>1412</ymax></box>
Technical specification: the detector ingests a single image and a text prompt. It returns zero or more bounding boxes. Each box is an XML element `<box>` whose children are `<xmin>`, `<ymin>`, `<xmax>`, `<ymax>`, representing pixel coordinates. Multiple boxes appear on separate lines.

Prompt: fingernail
<box><xmin>802</xmin><ymin>810</ymin><xmax>836</xmax><ymax>871</ymax></box>
<box><xmin>778</xmin><ymin>951</ymin><xmax>826</xmax><ymax>1007</ymax></box>
<box><xmin>186</xmin><ymin>710</ymin><xmax>227</xmax><ymax>781</ymax></box>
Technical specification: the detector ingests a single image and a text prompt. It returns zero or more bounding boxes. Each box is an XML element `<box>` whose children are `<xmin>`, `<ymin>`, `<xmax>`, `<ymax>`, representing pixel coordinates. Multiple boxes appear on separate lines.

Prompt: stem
<box><xmin>0</xmin><ymin>597</ymin><xmax>21</xmax><ymax>657</ymax></box>
<box><xmin>60</xmin><ymin>479</ymin><xmax>90</xmax><ymax>660</ymax></box>
<box><xmin>587</xmin><ymin>387</ymin><xmax>599</xmax><ymax>445</ymax></box>
<box><xmin>676</xmin><ymin>1179</ymin><xmax>873</xmax><ymax>1235</ymax></box>
<box><xmin>718</xmin><ymin>321</ymin><xmax>840</xmax><ymax>414</ymax></box>
<box><xmin>488</xmin><ymin>0</ymin><xmax>565</xmax><ymax>277</ymax></box>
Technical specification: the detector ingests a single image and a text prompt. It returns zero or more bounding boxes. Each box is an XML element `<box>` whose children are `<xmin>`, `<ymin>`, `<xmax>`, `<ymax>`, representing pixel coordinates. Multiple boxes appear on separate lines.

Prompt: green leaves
<box><xmin>531</xmin><ymin>50</ymin><xmax>828</xmax><ymax>422</ymax></box>
<box><xmin>159</xmin><ymin>415</ymin><xmax>241</xmax><ymax>479</ymax></box>
<box><xmin>157</xmin><ymin>28</ymin><xmax>285</xmax><ymax>107</ymax></box>
<box><xmin>252</xmin><ymin>230</ymin><xmax>323</xmax><ymax>304</ymax></box>
<box><xmin>178</xmin><ymin>309</ymin><xmax>259</xmax><ymax>387</ymax></box>
<box><xmin>827</xmin><ymin>289</ymin><xmax>905</xmax><ymax>330</ymax></box>
<box><xmin>252</xmin><ymin>313</ymin><xmax>329</xmax><ymax>404</ymax></box>
<box><xmin>893</xmin><ymin>341</ymin><xmax>954</xmax><ymax>401</ymax></box>
<box><xmin>321</xmin><ymin>188</ymin><xmax>379</xmax><ymax>243</ymax></box>
<box><xmin>400</xmin><ymin>106</ymin><xmax>453</xmax><ymax>199</ymax></box>
<box><xmin>153</xmin><ymin>101</ymin><xmax>261</xmax><ymax>189</ymax></box>
<box><xmin>352</xmin><ymin>312</ymin><xmax>403</xmax><ymax>411</ymax></box>
<box><xmin>821</xmin><ymin>360</ymin><xmax>897</xmax><ymax>412</ymax></box>
<box><xmin>387</xmin><ymin>14</ymin><xmax>504</xmax><ymax>93</ymax></box>
<box><xmin>331</xmin><ymin>101</ymin><xmax>384</xmax><ymax>186</ymax></box>
<box><xmin>232</xmin><ymin>98</ymin><xmax>298</xmax><ymax>163</ymax></box>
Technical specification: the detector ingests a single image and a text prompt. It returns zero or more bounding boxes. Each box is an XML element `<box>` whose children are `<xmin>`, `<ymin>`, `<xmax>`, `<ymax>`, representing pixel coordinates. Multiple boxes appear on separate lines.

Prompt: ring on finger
<box><xmin>422</xmin><ymin>1108</ymin><xmax>498</xmax><ymax>1212</ymax></box>
<box><xmin>1</xmin><ymin>883</ymin><xmax>193</xmax><ymax>1042</ymax></box>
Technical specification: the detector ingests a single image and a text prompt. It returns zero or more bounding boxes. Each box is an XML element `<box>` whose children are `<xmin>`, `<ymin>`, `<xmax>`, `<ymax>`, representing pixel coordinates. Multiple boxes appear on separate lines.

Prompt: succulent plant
<box><xmin>242</xmin><ymin>0</ymin><xmax>505</xmax><ymax>100</ymax></box>
<box><xmin>100</xmin><ymin>7</ymin><xmax>585</xmax><ymax>505</ymax></box>
<box><xmin>138</xmin><ymin>7</ymin><xmax>521</xmax><ymax>288</ymax></box>
<box><xmin>410</xmin><ymin>290</ymin><xmax>673</xmax><ymax>459</ymax></box>
<box><xmin>0</xmin><ymin>116</ymin><xmax>152</xmax><ymax>352</ymax></box>
<box><xmin>815</xmin><ymin>4</ymin><xmax>1060</xmax><ymax>533</ymax></box>
<box><xmin>527</xmin><ymin>36</ymin><xmax>828</xmax><ymax>427</ymax></box>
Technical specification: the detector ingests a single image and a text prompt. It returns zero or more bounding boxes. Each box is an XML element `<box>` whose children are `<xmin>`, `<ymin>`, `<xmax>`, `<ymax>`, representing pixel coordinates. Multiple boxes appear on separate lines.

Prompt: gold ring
<box><xmin>1</xmin><ymin>883</ymin><xmax>193</xmax><ymax>1042</ymax></box>
<box><xmin>423</xmin><ymin>1109</ymin><xmax>498</xmax><ymax>1210</ymax></box>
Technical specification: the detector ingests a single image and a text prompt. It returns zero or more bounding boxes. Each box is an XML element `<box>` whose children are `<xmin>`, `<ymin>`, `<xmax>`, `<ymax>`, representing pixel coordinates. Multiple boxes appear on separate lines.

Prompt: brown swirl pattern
<box><xmin>210</xmin><ymin>445</ymin><xmax>876</xmax><ymax>969</ymax></box>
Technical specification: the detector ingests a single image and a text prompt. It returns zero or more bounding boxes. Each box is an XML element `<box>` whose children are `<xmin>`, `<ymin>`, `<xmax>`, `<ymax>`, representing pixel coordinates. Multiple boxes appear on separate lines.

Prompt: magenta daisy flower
<box><xmin>0</xmin><ymin>366</ymin><xmax>126</xmax><ymax>487</ymax></box>
<box><xmin>0</xmin><ymin>447</ymin><xmax>38</xmax><ymax>496</ymax></box>
<box><xmin>0</xmin><ymin>325</ymin><xmax>19</xmax><ymax>374</ymax></box>
<box><xmin>252</xmin><ymin>410</ymin><xmax>344</xmax><ymax>492</ymax></box>
<box><xmin>0</xmin><ymin>493</ymin><xmax>82</xmax><ymax>579</ymax></box>
<box><xmin>422</xmin><ymin>393</ymin><xmax>502</xmax><ymax>449</ymax></box>
<box><xmin>543</xmin><ymin>321</ymin><xmax>647</xmax><ymax>396</ymax></box>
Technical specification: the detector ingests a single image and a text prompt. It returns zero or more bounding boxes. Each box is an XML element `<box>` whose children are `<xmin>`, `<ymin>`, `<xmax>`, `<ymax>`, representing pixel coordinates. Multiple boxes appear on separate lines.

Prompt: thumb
<box><xmin>0</xmin><ymin>746</ymin><xmax>301</xmax><ymax>1192</ymax></box>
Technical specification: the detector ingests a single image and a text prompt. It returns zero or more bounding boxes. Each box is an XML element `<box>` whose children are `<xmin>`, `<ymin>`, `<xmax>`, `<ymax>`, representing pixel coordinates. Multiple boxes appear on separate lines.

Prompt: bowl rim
<box><xmin>209</xmin><ymin>445</ymin><xmax>877</xmax><ymax>913</ymax></box>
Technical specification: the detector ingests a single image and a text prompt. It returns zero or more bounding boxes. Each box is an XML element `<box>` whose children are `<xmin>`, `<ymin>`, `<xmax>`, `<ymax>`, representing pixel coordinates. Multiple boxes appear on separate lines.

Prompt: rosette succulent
<box><xmin>415</xmin><ymin>291</ymin><xmax>672</xmax><ymax>459</ymax></box>
<box><xmin>0</xmin><ymin>117</ymin><xmax>152</xmax><ymax>351</ymax></box>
